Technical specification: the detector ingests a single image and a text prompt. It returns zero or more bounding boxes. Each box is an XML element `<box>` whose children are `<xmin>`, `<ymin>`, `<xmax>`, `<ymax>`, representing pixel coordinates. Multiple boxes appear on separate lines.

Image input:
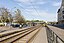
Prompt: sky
<box><xmin>0</xmin><ymin>0</ymin><xmax>62</xmax><ymax>22</ymax></box>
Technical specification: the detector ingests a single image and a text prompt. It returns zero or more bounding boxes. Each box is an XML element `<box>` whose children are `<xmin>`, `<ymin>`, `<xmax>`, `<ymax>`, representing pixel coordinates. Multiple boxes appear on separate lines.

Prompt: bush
<box><xmin>0</xmin><ymin>23</ymin><xmax>5</xmax><ymax>26</ymax></box>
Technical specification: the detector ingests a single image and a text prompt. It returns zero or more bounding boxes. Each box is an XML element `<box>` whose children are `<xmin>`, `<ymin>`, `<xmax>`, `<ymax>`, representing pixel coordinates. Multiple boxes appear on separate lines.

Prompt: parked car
<box><xmin>11</xmin><ymin>23</ymin><xmax>20</xmax><ymax>27</ymax></box>
<box><xmin>22</xmin><ymin>24</ymin><xmax>27</xmax><ymax>27</ymax></box>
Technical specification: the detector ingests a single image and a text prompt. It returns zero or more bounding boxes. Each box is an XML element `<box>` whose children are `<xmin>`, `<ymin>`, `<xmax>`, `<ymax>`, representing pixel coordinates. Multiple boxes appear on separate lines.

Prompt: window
<box><xmin>62</xmin><ymin>11</ymin><xmax>64</xmax><ymax>14</ymax></box>
<box><xmin>57</xmin><ymin>9</ymin><xmax>60</xmax><ymax>13</ymax></box>
<box><xmin>63</xmin><ymin>15</ymin><xmax>64</xmax><ymax>19</ymax></box>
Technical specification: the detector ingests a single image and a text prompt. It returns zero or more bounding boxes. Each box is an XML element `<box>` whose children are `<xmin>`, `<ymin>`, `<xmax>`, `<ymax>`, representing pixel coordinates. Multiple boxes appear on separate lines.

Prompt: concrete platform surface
<box><xmin>30</xmin><ymin>27</ymin><xmax>48</xmax><ymax>43</ymax></box>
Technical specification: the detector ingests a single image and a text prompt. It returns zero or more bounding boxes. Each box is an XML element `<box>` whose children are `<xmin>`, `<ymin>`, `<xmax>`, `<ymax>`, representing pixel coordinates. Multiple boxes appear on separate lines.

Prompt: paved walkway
<box><xmin>30</xmin><ymin>27</ymin><xmax>48</xmax><ymax>43</ymax></box>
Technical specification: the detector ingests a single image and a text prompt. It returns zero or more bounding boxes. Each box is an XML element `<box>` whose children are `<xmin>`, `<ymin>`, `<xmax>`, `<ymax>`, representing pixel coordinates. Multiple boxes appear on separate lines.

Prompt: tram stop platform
<box><xmin>29</xmin><ymin>27</ymin><xmax>48</xmax><ymax>43</ymax></box>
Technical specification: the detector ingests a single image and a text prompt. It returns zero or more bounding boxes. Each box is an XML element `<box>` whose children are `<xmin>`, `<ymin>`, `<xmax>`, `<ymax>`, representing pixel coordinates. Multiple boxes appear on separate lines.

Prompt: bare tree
<box><xmin>8</xmin><ymin>14</ymin><xmax>13</xmax><ymax>23</ymax></box>
<box><xmin>0</xmin><ymin>8</ymin><xmax>9</xmax><ymax>23</ymax></box>
<box><xmin>15</xmin><ymin>9</ymin><xmax>25</xmax><ymax>24</ymax></box>
<box><xmin>0</xmin><ymin>8</ymin><xmax>13</xmax><ymax>23</ymax></box>
<box><xmin>0</xmin><ymin>8</ymin><xmax>25</xmax><ymax>24</ymax></box>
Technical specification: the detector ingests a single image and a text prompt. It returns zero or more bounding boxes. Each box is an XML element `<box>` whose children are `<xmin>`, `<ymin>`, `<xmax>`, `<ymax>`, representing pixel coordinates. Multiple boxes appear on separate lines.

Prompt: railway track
<box><xmin>0</xmin><ymin>25</ymin><xmax>42</xmax><ymax>43</ymax></box>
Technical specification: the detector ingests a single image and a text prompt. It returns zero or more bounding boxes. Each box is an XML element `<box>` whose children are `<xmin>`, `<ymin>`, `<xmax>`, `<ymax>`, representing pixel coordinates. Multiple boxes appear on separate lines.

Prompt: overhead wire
<box><xmin>29</xmin><ymin>0</ymin><xmax>43</xmax><ymax>20</ymax></box>
<box><xmin>11</xmin><ymin>0</ymin><xmax>37</xmax><ymax>20</ymax></box>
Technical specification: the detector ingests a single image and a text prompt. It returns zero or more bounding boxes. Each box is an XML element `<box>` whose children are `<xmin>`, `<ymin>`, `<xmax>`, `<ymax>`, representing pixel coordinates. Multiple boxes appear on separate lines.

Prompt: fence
<box><xmin>46</xmin><ymin>26</ymin><xmax>64</xmax><ymax>43</ymax></box>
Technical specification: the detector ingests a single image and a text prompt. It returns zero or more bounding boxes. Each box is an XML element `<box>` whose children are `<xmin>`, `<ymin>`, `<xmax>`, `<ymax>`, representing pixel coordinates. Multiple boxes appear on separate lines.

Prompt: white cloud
<box><xmin>14</xmin><ymin>0</ymin><xmax>46</xmax><ymax>5</ymax></box>
<box><xmin>31</xmin><ymin>2</ymin><xmax>46</xmax><ymax>5</ymax></box>
<box><xmin>14</xmin><ymin>0</ymin><xmax>47</xmax><ymax>10</ymax></box>
<box><xmin>13</xmin><ymin>0</ymin><xmax>57</xmax><ymax>21</ymax></box>
<box><xmin>52</xmin><ymin>2</ymin><xmax>61</xmax><ymax>7</ymax></box>
<box><xmin>14</xmin><ymin>0</ymin><xmax>30</xmax><ymax>3</ymax></box>
<box><xmin>24</xmin><ymin>9</ymin><xmax>57</xmax><ymax>21</ymax></box>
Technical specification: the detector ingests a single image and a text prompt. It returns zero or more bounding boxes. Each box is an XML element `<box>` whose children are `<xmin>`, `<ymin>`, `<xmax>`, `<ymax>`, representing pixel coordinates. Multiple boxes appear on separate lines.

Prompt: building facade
<box><xmin>57</xmin><ymin>0</ymin><xmax>64</xmax><ymax>24</ymax></box>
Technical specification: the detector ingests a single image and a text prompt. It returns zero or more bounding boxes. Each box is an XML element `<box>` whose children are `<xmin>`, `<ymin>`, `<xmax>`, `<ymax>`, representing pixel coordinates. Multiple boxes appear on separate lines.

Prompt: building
<box><xmin>57</xmin><ymin>0</ymin><xmax>64</xmax><ymax>24</ymax></box>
